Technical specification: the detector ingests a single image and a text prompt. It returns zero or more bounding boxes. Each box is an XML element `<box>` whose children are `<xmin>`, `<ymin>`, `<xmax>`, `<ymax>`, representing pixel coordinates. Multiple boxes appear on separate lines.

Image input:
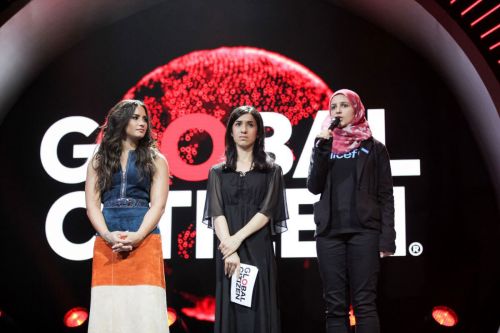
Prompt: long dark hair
<box><xmin>223</xmin><ymin>105</ymin><xmax>272</xmax><ymax>171</ymax></box>
<box><xmin>94</xmin><ymin>99</ymin><xmax>157</xmax><ymax>193</ymax></box>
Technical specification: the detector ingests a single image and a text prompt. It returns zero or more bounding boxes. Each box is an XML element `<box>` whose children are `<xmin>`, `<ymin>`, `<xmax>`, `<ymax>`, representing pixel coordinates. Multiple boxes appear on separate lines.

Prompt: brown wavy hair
<box><xmin>94</xmin><ymin>99</ymin><xmax>157</xmax><ymax>193</ymax></box>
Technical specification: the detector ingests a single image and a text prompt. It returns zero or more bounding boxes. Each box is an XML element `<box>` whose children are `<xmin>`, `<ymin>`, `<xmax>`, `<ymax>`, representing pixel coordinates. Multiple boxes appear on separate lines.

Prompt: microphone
<box><xmin>316</xmin><ymin>117</ymin><xmax>340</xmax><ymax>147</ymax></box>
<box><xmin>328</xmin><ymin>117</ymin><xmax>341</xmax><ymax>130</ymax></box>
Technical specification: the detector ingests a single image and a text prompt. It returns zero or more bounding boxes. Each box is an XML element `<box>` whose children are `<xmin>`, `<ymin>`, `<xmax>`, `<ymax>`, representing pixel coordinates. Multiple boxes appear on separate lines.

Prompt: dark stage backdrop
<box><xmin>0</xmin><ymin>1</ymin><xmax>499</xmax><ymax>332</ymax></box>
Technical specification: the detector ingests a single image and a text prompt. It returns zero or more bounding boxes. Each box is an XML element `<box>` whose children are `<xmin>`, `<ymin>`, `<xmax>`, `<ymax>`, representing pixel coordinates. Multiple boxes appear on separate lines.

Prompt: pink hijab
<box><xmin>322</xmin><ymin>89</ymin><xmax>372</xmax><ymax>154</ymax></box>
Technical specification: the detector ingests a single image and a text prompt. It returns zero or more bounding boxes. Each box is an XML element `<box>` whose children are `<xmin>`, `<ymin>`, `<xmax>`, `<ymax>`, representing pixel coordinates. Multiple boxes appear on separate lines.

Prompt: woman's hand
<box><xmin>102</xmin><ymin>231</ymin><xmax>125</xmax><ymax>245</ymax></box>
<box><xmin>115</xmin><ymin>231</ymin><xmax>145</xmax><ymax>249</ymax></box>
<box><xmin>316</xmin><ymin>129</ymin><xmax>332</xmax><ymax>140</ymax></box>
<box><xmin>224</xmin><ymin>252</ymin><xmax>241</xmax><ymax>277</ymax></box>
<box><xmin>101</xmin><ymin>231</ymin><xmax>133</xmax><ymax>253</ymax></box>
<box><xmin>219</xmin><ymin>235</ymin><xmax>243</xmax><ymax>259</ymax></box>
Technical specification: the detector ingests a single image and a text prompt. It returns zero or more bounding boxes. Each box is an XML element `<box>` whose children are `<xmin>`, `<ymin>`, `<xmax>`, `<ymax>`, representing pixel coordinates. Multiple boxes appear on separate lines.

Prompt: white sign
<box><xmin>230</xmin><ymin>263</ymin><xmax>259</xmax><ymax>308</ymax></box>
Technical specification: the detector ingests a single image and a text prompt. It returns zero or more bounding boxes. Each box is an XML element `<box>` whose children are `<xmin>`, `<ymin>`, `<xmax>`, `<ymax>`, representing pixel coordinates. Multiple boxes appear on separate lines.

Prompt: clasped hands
<box><xmin>102</xmin><ymin>231</ymin><xmax>144</xmax><ymax>253</ymax></box>
<box><xmin>218</xmin><ymin>234</ymin><xmax>243</xmax><ymax>259</ymax></box>
<box><xmin>219</xmin><ymin>235</ymin><xmax>243</xmax><ymax>277</ymax></box>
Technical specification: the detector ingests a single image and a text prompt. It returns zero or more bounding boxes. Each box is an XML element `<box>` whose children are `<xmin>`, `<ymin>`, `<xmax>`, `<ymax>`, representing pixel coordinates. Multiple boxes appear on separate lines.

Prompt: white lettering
<box><xmin>40</xmin><ymin>116</ymin><xmax>98</xmax><ymax>184</ymax></box>
<box><xmin>196</xmin><ymin>190</ymin><xmax>214</xmax><ymax>258</ymax></box>
<box><xmin>159</xmin><ymin>190</ymin><xmax>192</xmax><ymax>259</ymax></box>
<box><xmin>281</xmin><ymin>189</ymin><xmax>319</xmax><ymax>258</ymax></box>
<box><xmin>261</xmin><ymin>112</ymin><xmax>294</xmax><ymax>175</ymax></box>
<box><xmin>45</xmin><ymin>191</ymin><xmax>94</xmax><ymax>261</ymax></box>
<box><xmin>41</xmin><ymin>111</ymin><xmax>419</xmax><ymax>260</ymax></box>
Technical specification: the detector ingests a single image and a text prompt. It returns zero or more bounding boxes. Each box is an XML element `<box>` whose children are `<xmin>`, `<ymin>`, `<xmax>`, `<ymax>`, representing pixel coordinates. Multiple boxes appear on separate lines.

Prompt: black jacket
<box><xmin>307</xmin><ymin>137</ymin><xmax>396</xmax><ymax>253</ymax></box>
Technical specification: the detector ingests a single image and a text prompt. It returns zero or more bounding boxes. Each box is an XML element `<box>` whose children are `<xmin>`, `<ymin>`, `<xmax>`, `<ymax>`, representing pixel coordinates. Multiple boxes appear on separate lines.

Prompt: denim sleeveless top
<box><xmin>101</xmin><ymin>150</ymin><xmax>151</xmax><ymax>208</ymax></box>
<box><xmin>100</xmin><ymin>151</ymin><xmax>158</xmax><ymax>234</ymax></box>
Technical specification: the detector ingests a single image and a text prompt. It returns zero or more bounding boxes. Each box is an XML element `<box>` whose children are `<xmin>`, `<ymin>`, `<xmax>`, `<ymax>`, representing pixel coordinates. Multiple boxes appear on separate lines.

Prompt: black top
<box><xmin>203</xmin><ymin>163</ymin><xmax>288</xmax><ymax>234</ymax></box>
<box><xmin>307</xmin><ymin>137</ymin><xmax>396</xmax><ymax>253</ymax></box>
<box><xmin>329</xmin><ymin>148</ymin><xmax>363</xmax><ymax>234</ymax></box>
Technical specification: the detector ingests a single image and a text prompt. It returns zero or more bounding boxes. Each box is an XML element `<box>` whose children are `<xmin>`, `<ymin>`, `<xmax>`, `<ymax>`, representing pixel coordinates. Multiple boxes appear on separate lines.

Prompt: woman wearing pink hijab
<box><xmin>307</xmin><ymin>89</ymin><xmax>395</xmax><ymax>333</ymax></box>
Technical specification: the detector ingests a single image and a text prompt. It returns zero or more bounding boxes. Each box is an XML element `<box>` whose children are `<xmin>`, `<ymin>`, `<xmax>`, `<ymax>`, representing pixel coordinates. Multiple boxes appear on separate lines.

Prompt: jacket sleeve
<box><xmin>376</xmin><ymin>142</ymin><xmax>396</xmax><ymax>253</ymax></box>
<box><xmin>306</xmin><ymin>138</ymin><xmax>331</xmax><ymax>195</ymax></box>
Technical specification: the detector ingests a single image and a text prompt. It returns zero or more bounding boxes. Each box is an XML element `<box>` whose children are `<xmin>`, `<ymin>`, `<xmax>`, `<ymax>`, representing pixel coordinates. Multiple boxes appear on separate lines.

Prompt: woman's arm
<box><xmin>213</xmin><ymin>215</ymin><xmax>231</xmax><ymax>242</ymax></box>
<box><xmin>85</xmin><ymin>157</ymin><xmax>129</xmax><ymax>251</ymax></box>
<box><xmin>121</xmin><ymin>154</ymin><xmax>169</xmax><ymax>248</ymax></box>
<box><xmin>85</xmin><ymin>157</ymin><xmax>107</xmax><ymax>236</ymax></box>
<box><xmin>218</xmin><ymin>212</ymin><xmax>269</xmax><ymax>260</ymax></box>
<box><xmin>217</xmin><ymin>213</ymin><xmax>267</xmax><ymax>278</ymax></box>
<box><xmin>214</xmin><ymin>215</ymin><xmax>241</xmax><ymax>277</ymax></box>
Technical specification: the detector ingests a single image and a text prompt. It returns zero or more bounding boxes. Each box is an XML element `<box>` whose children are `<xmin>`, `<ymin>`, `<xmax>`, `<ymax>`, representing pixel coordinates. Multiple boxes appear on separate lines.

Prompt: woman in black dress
<box><xmin>203</xmin><ymin>105</ymin><xmax>288</xmax><ymax>333</ymax></box>
<box><xmin>307</xmin><ymin>89</ymin><xmax>395</xmax><ymax>333</ymax></box>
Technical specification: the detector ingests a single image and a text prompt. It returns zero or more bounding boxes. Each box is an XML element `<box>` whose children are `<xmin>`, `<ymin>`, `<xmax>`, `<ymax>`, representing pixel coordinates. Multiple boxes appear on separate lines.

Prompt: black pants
<box><xmin>316</xmin><ymin>231</ymin><xmax>380</xmax><ymax>333</ymax></box>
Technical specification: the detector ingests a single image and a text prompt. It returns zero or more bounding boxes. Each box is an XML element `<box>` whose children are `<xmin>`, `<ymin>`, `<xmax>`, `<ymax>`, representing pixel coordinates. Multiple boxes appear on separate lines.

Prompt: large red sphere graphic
<box><xmin>123</xmin><ymin>46</ymin><xmax>332</xmax><ymax>181</ymax></box>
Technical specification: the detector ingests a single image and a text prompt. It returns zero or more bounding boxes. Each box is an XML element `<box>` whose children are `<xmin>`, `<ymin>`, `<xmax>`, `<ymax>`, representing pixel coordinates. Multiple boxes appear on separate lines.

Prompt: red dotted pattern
<box><xmin>123</xmin><ymin>46</ymin><xmax>332</xmax><ymax>154</ymax></box>
<box><xmin>177</xmin><ymin>224</ymin><xmax>196</xmax><ymax>259</ymax></box>
<box><xmin>179</xmin><ymin>129</ymin><xmax>201</xmax><ymax>164</ymax></box>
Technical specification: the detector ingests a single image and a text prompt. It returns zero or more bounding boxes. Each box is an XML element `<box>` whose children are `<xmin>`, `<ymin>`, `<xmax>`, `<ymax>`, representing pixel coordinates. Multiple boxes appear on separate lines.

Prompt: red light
<box><xmin>450</xmin><ymin>0</ymin><xmax>457</xmax><ymax>4</ymax></box>
<box><xmin>349</xmin><ymin>305</ymin><xmax>356</xmax><ymax>326</ymax></box>
<box><xmin>181</xmin><ymin>294</ymin><xmax>216</xmax><ymax>322</ymax></box>
<box><xmin>471</xmin><ymin>4</ymin><xmax>500</xmax><ymax>26</ymax></box>
<box><xmin>63</xmin><ymin>307</ymin><xmax>88</xmax><ymax>328</ymax></box>
<box><xmin>461</xmin><ymin>0</ymin><xmax>482</xmax><ymax>16</ymax></box>
<box><xmin>432</xmin><ymin>306</ymin><xmax>458</xmax><ymax>327</ymax></box>
<box><xmin>480</xmin><ymin>24</ymin><xmax>500</xmax><ymax>38</ymax></box>
<box><xmin>167</xmin><ymin>307</ymin><xmax>177</xmax><ymax>326</ymax></box>
<box><xmin>489</xmin><ymin>42</ymin><xmax>500</xmax><ymax>50</ymax></box>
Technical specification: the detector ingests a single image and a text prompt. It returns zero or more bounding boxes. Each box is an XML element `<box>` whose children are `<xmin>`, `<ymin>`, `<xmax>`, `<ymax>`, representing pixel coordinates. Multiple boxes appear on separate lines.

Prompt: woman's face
<box><xmin>330</xmin><ymin>94</ymin><xmax>355</xmax><ymax>128</ymax></box>
<box><xmin>231</xmin><ymin>113</ymin><xmax>258</xmax><ymax>149</ymax></box>
<box><xmin>125</xmin><ymin>105</ymin><xmax>148</xmax><ymax>141</ymax></box>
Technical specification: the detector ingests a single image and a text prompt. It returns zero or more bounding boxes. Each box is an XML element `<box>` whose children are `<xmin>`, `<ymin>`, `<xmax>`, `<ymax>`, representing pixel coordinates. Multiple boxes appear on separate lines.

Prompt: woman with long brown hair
<box><xmin>85</xmin><ymin>99</ymin><xmax>170</xmax><ymax>333</ymax></box>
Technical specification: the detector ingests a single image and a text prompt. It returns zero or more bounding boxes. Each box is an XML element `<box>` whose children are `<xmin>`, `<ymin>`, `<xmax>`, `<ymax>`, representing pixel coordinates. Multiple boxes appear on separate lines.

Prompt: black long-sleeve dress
<box><xmin>203</xmin><ymin>163</ymin><xmax>288</xmax><ymax>333</ymax></box>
